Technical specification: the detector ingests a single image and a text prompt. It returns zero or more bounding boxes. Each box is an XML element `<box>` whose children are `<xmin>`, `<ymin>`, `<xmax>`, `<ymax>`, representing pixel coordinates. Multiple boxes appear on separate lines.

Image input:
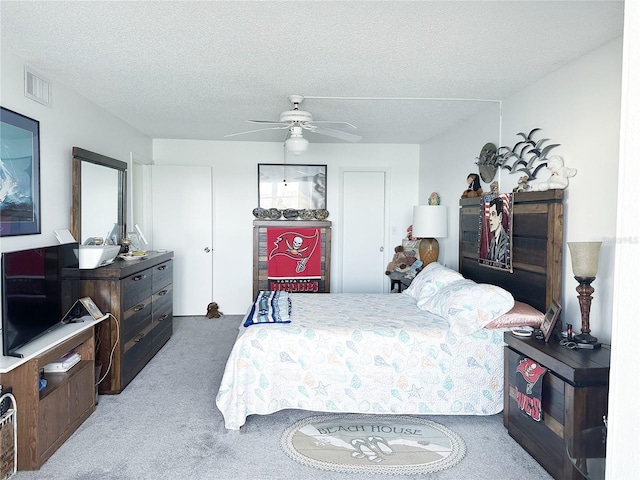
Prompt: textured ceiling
<box><xmin>0</xmin><ymin>1</ymin><xmax>624</xmax><ymax>145</ymax></box>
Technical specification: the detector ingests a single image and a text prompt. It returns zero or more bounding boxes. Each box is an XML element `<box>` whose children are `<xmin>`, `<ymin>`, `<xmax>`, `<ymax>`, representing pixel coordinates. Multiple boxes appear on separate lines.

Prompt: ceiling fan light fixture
<box><xmin>285</xmin><ymin>131</ymin><xmax>309</xmax><ymax>155</ymax></box>
<box><xmin>228</xmin><ymin>94</ymin><xmax>361</xmax><ymax>144</ymax></box>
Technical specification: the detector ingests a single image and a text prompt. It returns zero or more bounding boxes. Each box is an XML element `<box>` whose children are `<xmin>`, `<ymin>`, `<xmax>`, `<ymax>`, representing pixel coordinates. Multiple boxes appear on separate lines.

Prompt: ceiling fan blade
<box><xmin>306</xmin><ymin>120</ymin><xmax>358</xmax><ymax>129</ymax></box>
<box><xmin>306</xmin><ymin>125</ymin><xmax>362</xmax><ymax>142</ymax></box>
<box><xmin>247</xmin><ymin>120</ymin><xmax>289</xmax><ymax>125</ymax></box>
<box><xmin>224</xmin><ymin>125</ymin><xmax>289</xmax><ymax>138</ymax></box>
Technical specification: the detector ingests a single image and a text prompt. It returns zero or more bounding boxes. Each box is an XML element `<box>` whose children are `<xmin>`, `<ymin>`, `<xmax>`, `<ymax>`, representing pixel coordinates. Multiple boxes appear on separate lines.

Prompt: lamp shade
<box><xmin>568</xmin><ymin>242</ymin><xmax>601</xmax><ymax>278</ymax></box>
<box><xmin>285</xmin><ymin>135</ymin><xmax>309</xmax><ymax>156</ymax></box>
<box><xmin>412</xmin><ymin>205</ymin><xmax>447</xmax><ymax>238</ymax></box>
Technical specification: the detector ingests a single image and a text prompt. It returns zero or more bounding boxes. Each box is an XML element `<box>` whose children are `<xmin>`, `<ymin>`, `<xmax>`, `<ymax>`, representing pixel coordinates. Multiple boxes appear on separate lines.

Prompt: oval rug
<box><xmin>280</xmin><ymin>414</ymin><xmax>466</xmax><ymax>475</ymax></box>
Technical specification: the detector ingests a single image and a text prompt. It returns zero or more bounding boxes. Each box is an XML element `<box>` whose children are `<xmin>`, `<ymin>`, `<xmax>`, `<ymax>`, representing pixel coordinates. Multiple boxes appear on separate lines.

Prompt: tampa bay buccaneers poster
<box><xmin>267</xmin><ymin>228</ymin><xmax>321</xmax><ymax>292</ymax></box>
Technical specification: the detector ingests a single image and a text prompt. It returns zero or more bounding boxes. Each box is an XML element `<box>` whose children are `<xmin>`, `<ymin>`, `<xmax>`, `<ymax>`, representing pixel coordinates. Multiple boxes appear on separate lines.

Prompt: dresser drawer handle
<box><xmin>133</xmin><ymin>303</ymin><xmax>146</xmax><ymax>312</ymax></box>
<box><xmin>158</xmin><ymin>265</ymin><xmax>167</xmax><ymax>271</ymax></box>
<box><xmin>158</xmin><ymin>314</ymin><xmax>168</xmax><ymax>322</ymax></box>
<box><xmin>134</xmin><ymin>334</ymin><xmax>145</xmax><ymax>342</ymax></box>
<box><xmin>158</xmin><ymin>290</ymin><xmax>168</xmax><ymax>296</ymax></box>
<box><xmin>133</xmin><ymin>274</ymin><xmax>146</xmax><ymax>281</ymax></box>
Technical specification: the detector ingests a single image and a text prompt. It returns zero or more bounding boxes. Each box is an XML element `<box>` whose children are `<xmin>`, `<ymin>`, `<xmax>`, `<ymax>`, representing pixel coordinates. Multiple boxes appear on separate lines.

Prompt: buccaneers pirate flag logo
<box><xmin>515</xmin><ymin>356</ymin><xmax>547</xmax><ymax>422</ymax></box>
<box><xmin>268</xmin><ymin>228</ymin><xmax>320</xmax><ymax>277</ymax></box>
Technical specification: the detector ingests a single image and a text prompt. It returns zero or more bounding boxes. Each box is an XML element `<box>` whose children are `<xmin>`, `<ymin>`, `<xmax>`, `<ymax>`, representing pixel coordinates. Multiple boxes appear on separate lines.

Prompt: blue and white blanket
<box><xmin>243</xmin><ymin>291</ymin><xmax>292</xmax><ymax>327</ymax></box>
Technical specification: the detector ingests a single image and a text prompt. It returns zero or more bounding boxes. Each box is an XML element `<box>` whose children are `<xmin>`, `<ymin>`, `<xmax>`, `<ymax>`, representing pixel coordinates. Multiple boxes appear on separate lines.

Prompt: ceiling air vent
<box><xmin>24</xmin><ymin>66</ymin><xmax>52</xmax><ymax>107</ymax></box>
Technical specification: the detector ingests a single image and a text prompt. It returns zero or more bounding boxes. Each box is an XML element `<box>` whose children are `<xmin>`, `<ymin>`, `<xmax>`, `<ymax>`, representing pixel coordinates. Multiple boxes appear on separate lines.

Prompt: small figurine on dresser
<box><xmin>490</xmin><ymin>181</ymin><xmax>499</xmax><ymax>195</ymax></box>
<box><xmin>513</xmin><ymin>176</ymin><xmax>531</xmax><ymax>193</ymax></box>
<box><xmin>461</xmin><ymin>173</ymin><xmax>484</xmax><ymax>198</ymax></box>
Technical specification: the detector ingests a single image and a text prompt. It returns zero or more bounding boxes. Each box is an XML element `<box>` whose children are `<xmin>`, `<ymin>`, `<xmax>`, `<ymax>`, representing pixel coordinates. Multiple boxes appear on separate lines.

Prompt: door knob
<box><xmin>204</xmin><ymin>247</ymin><xmax>211</xmax><ymax>253</ymax></box>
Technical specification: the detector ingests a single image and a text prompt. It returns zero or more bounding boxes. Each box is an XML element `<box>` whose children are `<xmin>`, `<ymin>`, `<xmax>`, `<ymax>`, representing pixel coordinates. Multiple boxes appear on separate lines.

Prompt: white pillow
<box><xmin>402</xmin><ymin>262</ymin><xmax>464</xmax><ymax>302</ymax></box>
<box><xmin>418</xmin><ymin>279</ymin><xmax>515</xmax><ymax>336</ymax></box>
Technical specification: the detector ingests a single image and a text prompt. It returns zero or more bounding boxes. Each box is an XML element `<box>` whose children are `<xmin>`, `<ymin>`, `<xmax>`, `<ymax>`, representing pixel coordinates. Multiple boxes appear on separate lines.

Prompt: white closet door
<box><xmin>341</xmin><ymin>170</ymin><xmax>386</xmax><ymax>293</ymax></box>
<box><xmin>151</xmin><ymin>165</ymin><xmax>213</xmax><ymax>315</ymax></box>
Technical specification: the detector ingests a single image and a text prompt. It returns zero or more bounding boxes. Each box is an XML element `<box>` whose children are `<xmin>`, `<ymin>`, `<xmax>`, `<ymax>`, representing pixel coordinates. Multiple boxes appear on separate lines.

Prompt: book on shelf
<box><xmin>43</xmin><ymin>352</ymin><xmax>81</xmax><ymax>373</ymax></box>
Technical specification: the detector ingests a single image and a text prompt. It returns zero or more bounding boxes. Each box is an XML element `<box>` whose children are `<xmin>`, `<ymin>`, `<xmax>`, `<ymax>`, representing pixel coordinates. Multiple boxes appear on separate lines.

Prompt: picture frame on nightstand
<box><xmin>539</xmin><ymin>299</ymin><xmax>562</xmax><ymax>342</ymax></box>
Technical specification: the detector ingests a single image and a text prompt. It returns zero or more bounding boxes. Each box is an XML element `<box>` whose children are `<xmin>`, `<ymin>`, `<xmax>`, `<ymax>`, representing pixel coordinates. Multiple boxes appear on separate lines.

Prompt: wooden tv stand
<box><xmin>0</xmin><ymin>319</ymin><xmax>102</xmax><ymax>470</ymax></box>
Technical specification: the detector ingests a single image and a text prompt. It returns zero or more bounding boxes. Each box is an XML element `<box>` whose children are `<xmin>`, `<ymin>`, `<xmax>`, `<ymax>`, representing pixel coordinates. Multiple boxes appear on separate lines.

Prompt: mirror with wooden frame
<box><xmin>71</xmin><ymin>147</ymin><xmax>127</xmax><ymax>245</ymax></box>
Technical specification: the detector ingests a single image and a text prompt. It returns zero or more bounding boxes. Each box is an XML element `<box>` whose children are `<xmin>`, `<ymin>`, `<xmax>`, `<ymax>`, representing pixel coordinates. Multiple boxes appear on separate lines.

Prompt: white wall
<box><xmin>421</xmin><ymin>38</ymin><xmax>623</xmax><ymax>344</ymax></box>
<box><xmin>418</xmin><ymin>103</ymin><xmax>501</xmax><ymax>269</ymax></box>
<box><xmin>608</xmin><ymin>1</ymin><xmax>640</xmax><ymax>475</ymax></box>
<box><xmin>0</xmin><ymin>48</ymin><xmax>152</xmax><ymax>254</ymax></box>
<box><xmin>153</xmin><ymin>139</ymin><xmax>419</xmax><ymax>313</ymax></box>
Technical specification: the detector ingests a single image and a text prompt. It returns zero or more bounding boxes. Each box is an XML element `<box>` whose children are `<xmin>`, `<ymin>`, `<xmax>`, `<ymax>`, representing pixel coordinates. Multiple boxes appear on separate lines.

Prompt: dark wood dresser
<box><xmin>67</xmin><ymin>251</ymin><xmax>174</xmax><ymax>394</ymax></box>
<box><xmin>504</xmin><ymin>332</ymin><xmax>610</xmax><ymax>480</ymax></box>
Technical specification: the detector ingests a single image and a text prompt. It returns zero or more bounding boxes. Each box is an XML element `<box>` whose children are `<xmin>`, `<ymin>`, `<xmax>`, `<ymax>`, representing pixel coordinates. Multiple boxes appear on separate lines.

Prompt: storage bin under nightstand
<box><xmin>503</xmin><ymin>332</ymin><xmax>610</xmax><ymax>480</ymax></box>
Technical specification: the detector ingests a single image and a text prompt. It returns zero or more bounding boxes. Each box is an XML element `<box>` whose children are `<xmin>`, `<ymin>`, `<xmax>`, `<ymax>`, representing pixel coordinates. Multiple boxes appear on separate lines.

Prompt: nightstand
<box><xmin>503</xmin><ymin>332</ymin><xmax>610</xmax><ymax>480</ymax></box>
<box><xmin>388</xmin><ymin>272</ymin><xmax>412</xmax><ymax>293</ymax></box>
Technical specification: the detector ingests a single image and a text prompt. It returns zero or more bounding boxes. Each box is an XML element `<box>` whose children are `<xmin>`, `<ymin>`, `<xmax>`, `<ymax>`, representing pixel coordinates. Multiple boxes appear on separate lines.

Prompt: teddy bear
<box><xmin>513</xmin><ymin>176</ymin><xmax>531</xmax><ymax>193</ymax></box>
<box><xmin>206</xmin><ymin>302</ymin><xmax>223</xmax><ymax>318</ymax></box>
<box><xmin>385</xmin><ymin>245</ymin><xmax>417</xmax><ymax>275</ymax></box>
<box><xmin>529</xmin><ymin>156</ymin><xmax>577</xmax><ymax>191</ymax></box>
<box><xmin>461</xmin><ymin>173</ymin><xmax>484</xmax><ymax>198</ymax></box>
<box><xmin>490</xmin><ymin>181</ymin><xmax>499</xmax><ymax>195</ymax></box>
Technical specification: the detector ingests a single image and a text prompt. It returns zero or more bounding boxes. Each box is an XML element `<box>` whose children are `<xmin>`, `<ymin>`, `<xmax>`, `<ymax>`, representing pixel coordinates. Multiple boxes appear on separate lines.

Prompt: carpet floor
<box><xmin>12</xmin><ymin>315</ymin><xmax>553</xmax><ymax>480</ymax></box>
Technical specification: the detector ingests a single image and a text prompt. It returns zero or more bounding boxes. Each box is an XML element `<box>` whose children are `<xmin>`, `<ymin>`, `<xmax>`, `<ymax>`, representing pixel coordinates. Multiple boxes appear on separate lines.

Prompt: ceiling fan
<box><xmin>224</xmin><ymin>95</ymin><xmax>362</xmax><ymax>155</ymax></box>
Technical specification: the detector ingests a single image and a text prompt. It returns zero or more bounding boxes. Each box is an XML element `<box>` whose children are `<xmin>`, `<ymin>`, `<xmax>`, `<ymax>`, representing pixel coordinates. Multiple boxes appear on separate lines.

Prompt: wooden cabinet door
<box><xmin>38</xmin><ymin>386</ymin><xmax>69</xmax><ymax>459</ymax></box>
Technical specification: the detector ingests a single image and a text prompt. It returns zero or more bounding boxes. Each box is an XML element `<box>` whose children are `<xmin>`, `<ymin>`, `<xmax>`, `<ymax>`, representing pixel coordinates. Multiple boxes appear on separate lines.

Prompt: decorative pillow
<box><xmin>402</xmin><ymin>262</ymin><xmax>464</xmax><ymax>302</ymax></box>
<box><xmin>243</xmin><ymin>291</ymin><xmax>292</xmax><ymax>327</ymax></box>
<box><xmin>418</xmin><ymin>279</ymin><xmax>515</xmax><ymax>336</ymax></box>
<box><xmin>485</xmin><ymin>301</ymin><xmax>545</xmax><ymax>329</ymax></box>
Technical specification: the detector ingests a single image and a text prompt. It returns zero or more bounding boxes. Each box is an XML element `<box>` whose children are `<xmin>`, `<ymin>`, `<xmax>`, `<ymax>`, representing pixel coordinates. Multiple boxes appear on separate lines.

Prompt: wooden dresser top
<box><xmin>64</xmin><ymin>250</ymin><xmax>173</xmax><ymax>280</ymax></box>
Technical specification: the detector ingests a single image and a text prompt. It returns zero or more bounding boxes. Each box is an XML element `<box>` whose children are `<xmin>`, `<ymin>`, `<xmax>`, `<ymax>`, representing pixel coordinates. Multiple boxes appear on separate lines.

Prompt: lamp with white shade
<box><xmin>567</xmin><ymin>241</ymin><xmax>602</xmax><ymax>347</ymax></box>
<box><xmin>412</xmin><ymin>205</ymin><xmax>447</xmax><ymax>266</ymax></box>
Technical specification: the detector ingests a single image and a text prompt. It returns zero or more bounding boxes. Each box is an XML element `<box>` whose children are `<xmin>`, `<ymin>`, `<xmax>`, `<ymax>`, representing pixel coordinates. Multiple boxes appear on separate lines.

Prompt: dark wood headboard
<box><xmin>459</xmin><ymin>190</ymin><xmax>564</xmax><ymax>313</ymax></box>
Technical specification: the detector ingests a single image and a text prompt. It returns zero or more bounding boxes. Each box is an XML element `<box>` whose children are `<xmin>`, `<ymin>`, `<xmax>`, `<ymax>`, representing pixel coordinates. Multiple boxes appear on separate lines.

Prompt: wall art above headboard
<box><xmin>459</xmin><ymin>190</ymin><xmax>564</xmax><ymax>313</ymax></box>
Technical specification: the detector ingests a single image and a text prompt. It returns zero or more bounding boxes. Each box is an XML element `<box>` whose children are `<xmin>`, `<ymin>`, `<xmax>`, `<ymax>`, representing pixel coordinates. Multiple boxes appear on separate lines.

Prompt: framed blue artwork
<box><xmin>0</xmin><ymin>107</ymin><xmax>41</xmax><ymax>236</ymax></box>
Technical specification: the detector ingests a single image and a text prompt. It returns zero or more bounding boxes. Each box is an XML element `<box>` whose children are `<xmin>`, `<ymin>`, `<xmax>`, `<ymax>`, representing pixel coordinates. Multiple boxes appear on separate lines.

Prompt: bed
<box><xmin>216</xmin><ymin>191</ymin><xmax>564</xmax><ymax>430</ymax></box>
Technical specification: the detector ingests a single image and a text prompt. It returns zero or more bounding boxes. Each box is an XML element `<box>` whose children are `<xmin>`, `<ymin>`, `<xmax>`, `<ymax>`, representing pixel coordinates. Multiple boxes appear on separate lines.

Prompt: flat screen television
<box><xmin>1</xmin><ymin>243</ymin><xmax>79</xmax><ymax>357</ymax></box>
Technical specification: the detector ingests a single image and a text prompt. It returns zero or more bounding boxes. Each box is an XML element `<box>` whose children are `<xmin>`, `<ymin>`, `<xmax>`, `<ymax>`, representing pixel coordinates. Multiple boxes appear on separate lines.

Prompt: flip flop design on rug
<box><xmin>350</xmin><ymin>435</ymin><xmax>396</xmax><ymax>463</ymax></box>
<box><xmin>281</xmin><ymin>414</ymin><xmax>466</xmax><ymax>475</ymax></box>
<box><xmin>351</xmin><ymin>438</ymin><xmax>383</xmax><ymax>462</ymax></box>
<box><xmin>369</xmin><ymin>436</ymin><xmax>394</xmax><ymax>455</ymax></box>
